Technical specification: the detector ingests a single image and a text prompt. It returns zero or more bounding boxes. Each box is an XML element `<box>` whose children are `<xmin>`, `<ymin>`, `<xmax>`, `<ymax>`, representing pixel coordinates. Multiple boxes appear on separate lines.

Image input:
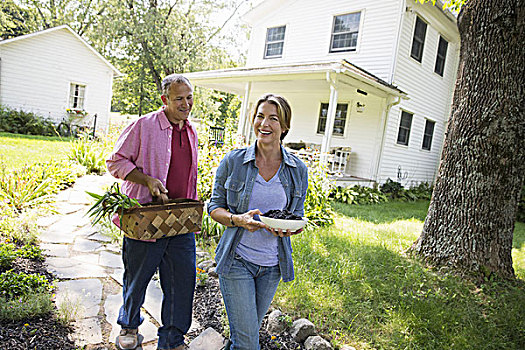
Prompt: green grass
<box><xmin>273</xmin><ymin>201</ymin><xmax>525</xmax><ymax>349</ymax></box>
<box><xmin>0</xmin><ymin>132</ymin><xmax>71</xmax><ymax>169</ymax></box>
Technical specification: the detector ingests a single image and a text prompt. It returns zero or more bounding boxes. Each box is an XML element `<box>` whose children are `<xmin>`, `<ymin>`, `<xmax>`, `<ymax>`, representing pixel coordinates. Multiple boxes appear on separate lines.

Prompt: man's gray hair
<box><xmin>161</xmin><ymin>74</ymin><xmax>192</xmax><ymax>97</ymax></box>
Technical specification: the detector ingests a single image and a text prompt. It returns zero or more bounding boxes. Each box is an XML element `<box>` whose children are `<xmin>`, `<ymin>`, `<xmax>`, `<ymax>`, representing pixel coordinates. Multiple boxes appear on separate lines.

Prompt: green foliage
<box><xmin>16</xmin><ymin>243</ymin><xmax>44</xmax><ymax>261</ymax></box>
<box><xmin>86</xmin><ymin>182</ymin><xmax>141</xmax><ymax>226</ymax></box>
<box><xmin>0</xmin><ymin>270</ymin><xmax>53</xmax><ymax>300</ymax></box>
<box><xmin>0</xmin><ymin>207</ymin><xmax>39</xmax><ymax>245</ymax></box>
<box><xmin>68</xmin><ymin>134</ymin><xmax>107</xmax><ymax>174</ymax></box>
<box><xmin>0</xmin><ymin>243</ymin><xmax>17</xmax><ymax>270</ymax></box>
<box><xmin>197</xmin><ymin>142</ymin><xmax>235</xmax><ymax>202</ymax></box>
<box><xmin>199</xmin><ymin>211</ymin><xmax>225</xmax><ymax>245</ymax></box>
<box><xmin>378</xmin><ymin>178</ymin><xmax>433</xmax><ymax>202</ymax></box>
<box><xmin>0</xmin><ymin>160</ymin><xmax>85</xmax><ymax>211</ymax></box>
<box><xmin>0</xmin><ymin>0</ymin><xmax>38</xmax><ymax>39</ymax></box>
<box><xmin>304</xmin><ymin>159</ymin><xmax>335</xmax><ymax>228</ymax></box>
<box><xmin>331</xmin><ymin>185</ymin><xmax>387</xmax><ymax>205</ymax></box>
<box><xmin>0</xmin><ymin>293</ymin><xmax>53</xmax><ymax>321</ymax></box>
<box><xmin>0</xmin><ymin>105</ymin><xmax>57</xmax><ymax>136</ymax></box>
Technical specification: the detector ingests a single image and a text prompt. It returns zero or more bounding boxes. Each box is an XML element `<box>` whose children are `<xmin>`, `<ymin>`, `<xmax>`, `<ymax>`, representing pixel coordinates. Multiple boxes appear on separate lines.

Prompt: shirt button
<box><xmin>166</xmin><ymin>163</ymin><xmax>169</xmax><ymax>166</ymax></box>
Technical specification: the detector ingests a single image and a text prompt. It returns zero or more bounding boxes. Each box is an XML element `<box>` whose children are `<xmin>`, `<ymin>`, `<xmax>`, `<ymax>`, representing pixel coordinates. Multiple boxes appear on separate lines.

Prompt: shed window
<box><xmin>396</xmin><ymin>111</ymin><xmax>413</xmax><ymax>146</ymax></box>
<box><xmin>69</xmin><ymin>83</ymin><xmax>86</xmax><ymax>110</ymax></box>
<box><xmin>330</xmin><ymin>12</ymin><xmax>361</xmax><ymax>52</ymax></box>
<box><xmin>317</xmin><ymin>103</ymin><xmax>348</xmax><ymax>136</ymax></box>
<box><xmin>422</xmin><ymin>119</ymin><xmax>435</xmax><ymax>150</ymax></box>
<box><xmin>410</xmin><ymin>16</ymin><xmax>427</xmax><ymax>62</ymax></box>
<box><xmin>264</xmin><ymin>26</ymin><xmax>286</xmax><ymax>58</ymax></box>
<box><xmin>434</xmin><ymin>36</ymin><xmax>449</xmax><ymax>76</ymax></box>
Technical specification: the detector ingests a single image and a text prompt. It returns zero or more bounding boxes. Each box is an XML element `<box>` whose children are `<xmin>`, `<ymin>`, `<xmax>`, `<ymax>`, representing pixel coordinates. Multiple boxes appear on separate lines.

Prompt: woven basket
<box><xmin>120</xmin><ymin>199</ymin><xmax>204</xmax><ymax>240</ymax></box>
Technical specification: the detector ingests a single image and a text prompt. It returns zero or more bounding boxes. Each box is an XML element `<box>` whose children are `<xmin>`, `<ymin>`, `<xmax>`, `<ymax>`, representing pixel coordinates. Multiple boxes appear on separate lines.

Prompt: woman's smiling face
<box><xmin>253</xmin><ymin>101</ymin><xmax>283</xmax><ymax>146</ymax></box>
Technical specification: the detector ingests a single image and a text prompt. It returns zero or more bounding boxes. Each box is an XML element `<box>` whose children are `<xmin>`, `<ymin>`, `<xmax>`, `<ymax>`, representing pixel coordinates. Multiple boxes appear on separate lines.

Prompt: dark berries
<box><xmin>262</xmin><ymin>209</ymin><xmax>302</xmax><ymax>220</ymax></box>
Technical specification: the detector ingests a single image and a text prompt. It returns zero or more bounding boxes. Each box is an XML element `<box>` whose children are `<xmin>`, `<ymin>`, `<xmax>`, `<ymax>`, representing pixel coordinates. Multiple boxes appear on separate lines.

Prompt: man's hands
<box><xmin>125</xmin><ymin>168</ymin><xmax>169</xmax><ymax>204</ymax></box>
<box><xmin>145</xmin><ymin>177</ymin><xmax>169</xmax><ymax>204</ymax></box>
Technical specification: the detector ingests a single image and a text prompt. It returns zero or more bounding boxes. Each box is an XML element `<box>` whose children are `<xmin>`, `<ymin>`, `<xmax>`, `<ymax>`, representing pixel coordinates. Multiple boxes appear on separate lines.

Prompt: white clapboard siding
<box><xmin>245</xmin><ymin>0</ymin><xmax>402</xmax><ymax>82</ymax></box>
<box><xmin>377</xmin><ymin>4</ymin><xmax>460</xmax><ymax>185</ymax></box>
<box><xmin>0</xmin><ymin>27</ymin><xmax>116</xmax><ymax>133</ymax></box>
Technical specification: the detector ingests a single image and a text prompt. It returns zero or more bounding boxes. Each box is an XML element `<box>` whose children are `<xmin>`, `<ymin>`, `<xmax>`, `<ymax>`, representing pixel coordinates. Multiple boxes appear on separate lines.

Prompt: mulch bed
<box><xmin>0</xmin><ymin>257</ymin><xmax>76</xmax><ymax>350</ymax></box>
<box><xmin>1</xmin><ymin>256</ymin><xmax>302</xmax><ymax>349</ymax></box>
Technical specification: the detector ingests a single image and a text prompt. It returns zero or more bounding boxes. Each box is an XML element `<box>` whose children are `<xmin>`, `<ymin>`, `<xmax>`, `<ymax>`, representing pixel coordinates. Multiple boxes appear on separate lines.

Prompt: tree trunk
<box><xmin>410</xmin><ymin>0</ymin><xmax>524</xmax><ymax>280</ymax></box>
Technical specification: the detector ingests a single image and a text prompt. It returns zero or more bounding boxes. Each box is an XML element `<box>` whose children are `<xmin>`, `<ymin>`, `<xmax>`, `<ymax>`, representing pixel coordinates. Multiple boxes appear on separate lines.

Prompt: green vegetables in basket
<box><xmin>86</xmin><ymin>182</ymin><xmax>141</xmax><ymax>225</ymax></box>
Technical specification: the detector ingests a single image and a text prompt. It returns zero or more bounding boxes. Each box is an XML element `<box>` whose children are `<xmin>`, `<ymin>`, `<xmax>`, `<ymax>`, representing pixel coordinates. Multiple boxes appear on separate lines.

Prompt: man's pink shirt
<box><xmin>106</xmin><ymin>108</ymin><xmax>198</xmax><ymax>207</ymax></box>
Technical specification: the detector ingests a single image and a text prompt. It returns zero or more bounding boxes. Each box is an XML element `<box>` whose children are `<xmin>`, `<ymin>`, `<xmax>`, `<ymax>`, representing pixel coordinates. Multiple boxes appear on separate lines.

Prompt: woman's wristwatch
<box><xmin>230</xmin><ymin>213</ymin><xmax>235</xmax><ymax>227</ymax></box>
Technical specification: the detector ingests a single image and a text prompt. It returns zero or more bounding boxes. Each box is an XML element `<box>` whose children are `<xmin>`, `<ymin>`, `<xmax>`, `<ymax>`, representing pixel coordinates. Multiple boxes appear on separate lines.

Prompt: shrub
<box><xmin>68</xmin><ymin>134</ymin><xmax>107</xmax><ymax>174</ymax></box>
<box><xmin>0</xmin><ymin>270</ymin><xmax>53</xmax><ymax>300</ymax></box>
<box><xmin>331</xmin><ymin>185</ymin><xmax>387</xmax><ymax>205</ymax></box>
<box><xmin>0</xmin><ymin>243</ymin><xmax>17</xmax><ymax>270</ymax></box>
<box><xmin>304</xmin><ymin>159</ymin><xmax>335</xmax><ymax>228</ymax></box>
<box><xmin>0</xmin><ymin>207</ymin><xmax>39</xmax><ymax>245</ymax></box>
<box><xmin>0</xmin><ymin>104</ymin><xmax>57</xmax><ymax>136</ymax></box>
<box><xmin>380</xmin><ymin>178</ymin><xmax>404</xmax><ymax>199</ymax></box>
<box><xmin>199</xmin><ymin>211</ymin><xmax>225</xmax><ymax>245</ymax></box>
<box><xmin>197</xmin><ymin>142</ymin><xmax>235</xmax><ymax>202</ymax></box>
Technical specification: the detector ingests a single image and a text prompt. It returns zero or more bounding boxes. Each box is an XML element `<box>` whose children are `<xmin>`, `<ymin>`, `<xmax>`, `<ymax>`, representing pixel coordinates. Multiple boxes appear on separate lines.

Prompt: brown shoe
<box><xmin>117</xmin><ymin>328</ymin><xmax>139</xmax><ymax>349</ymax></box>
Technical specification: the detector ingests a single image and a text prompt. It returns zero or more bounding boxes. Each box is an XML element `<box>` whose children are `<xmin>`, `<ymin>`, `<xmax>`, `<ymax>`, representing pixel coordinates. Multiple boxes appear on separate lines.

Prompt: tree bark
<box><xmin>410</xmin><ymin>0</ymin><xmax>524</xmax><ymax>280</ymax></box>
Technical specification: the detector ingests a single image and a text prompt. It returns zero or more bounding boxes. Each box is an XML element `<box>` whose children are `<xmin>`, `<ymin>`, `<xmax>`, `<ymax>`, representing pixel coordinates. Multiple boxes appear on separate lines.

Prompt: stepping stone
<box><xmin>45</xmin><ymin>257</ymin><xmax>106</xmax><ymax>279</ymax></box>
<box><xmin>56</xmin><ymin>279</ymin><xmax>102</xmax><ymax>318</ymax></box>
<box><xmin>53</xmin><ymin>202</ymin><xmax>86</xmax><ymax>215</ymax></box>
<box><xmin>40</xmin><ymin>225</ymin><xmax>76</xmax><ymax>244</ymax></box>
<box><xmin>40</xmin><ymin>243</ymin><xmax>70</xmax><ymax>258</ymax></box>
<box><xmin>36</xmin><ymin>215</ymin><xmax>60</xmax><ymax>227</ymax></box>
<box><xmin>99</xmin><ymin>250</ymin><xmax>123</xmax><ymax>269</ymax></box>
<box><xmin>105</xmin><ymin>294</ymin><xmax>158</xmax><ymax>344</ymax></box>
<box><xmin>89</xmin><ymin>231</ymin><xmax>114</xmax><ymax>243</ymax></box>
<box><xmin>72</xmin><ymin>253</ymin><xmax>101</xmax><ymax>266</ymax></box>
<box><xmin>189</xmin><ymin>327</ymin><xmax>226</xmax><ymax>350</ymax></box>
<box><xmin>72</xmin><ymin>317</ymin><xmax>104</xmax><ymax>346</ymax></box>
<box><xmin>73</xmin><ymin>238</ymin><xmax>103</xmax><ymax>253</ymax></box>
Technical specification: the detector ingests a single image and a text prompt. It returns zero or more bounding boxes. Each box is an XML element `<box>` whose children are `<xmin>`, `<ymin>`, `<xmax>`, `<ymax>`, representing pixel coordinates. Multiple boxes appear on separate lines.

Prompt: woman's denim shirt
<box><xmin>207</xmin><ymin>143</ymin><xmax>308</xmax><ymax>282</ymax></box>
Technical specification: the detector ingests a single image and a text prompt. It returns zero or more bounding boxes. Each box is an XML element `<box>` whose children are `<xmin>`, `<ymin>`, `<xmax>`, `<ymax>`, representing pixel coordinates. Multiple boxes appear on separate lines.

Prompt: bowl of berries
<box><xmin>260</xmin><ymin>209</ymin><xmax>308</xmax><ymax>231</ymax></box>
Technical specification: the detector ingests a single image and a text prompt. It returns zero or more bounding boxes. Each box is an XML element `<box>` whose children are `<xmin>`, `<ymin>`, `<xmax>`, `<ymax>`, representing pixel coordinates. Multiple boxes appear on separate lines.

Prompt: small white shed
<box><xmin>0</xmin><ymin>25</ymin><xmax>121</xmax><ymax>134</ymax></box>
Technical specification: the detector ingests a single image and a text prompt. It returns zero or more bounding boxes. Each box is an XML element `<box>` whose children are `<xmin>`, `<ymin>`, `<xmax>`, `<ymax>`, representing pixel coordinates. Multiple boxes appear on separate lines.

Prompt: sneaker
<box><xmin>117</xmin><ymin>328</ymin><xmax>138</xmax><ymax>349</ymax></box>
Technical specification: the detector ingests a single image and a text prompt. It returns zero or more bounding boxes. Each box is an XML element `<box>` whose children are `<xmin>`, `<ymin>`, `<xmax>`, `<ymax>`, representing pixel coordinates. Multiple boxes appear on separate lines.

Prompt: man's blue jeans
<box><xmin>219</xmin><ymin>254</ymin><xmax>281</xmax><ymax>350</ymax></box>
<box><xmin>117</xmin><ymin>233</ymin><xmax>196</xmax><ymax>349</ymax></box>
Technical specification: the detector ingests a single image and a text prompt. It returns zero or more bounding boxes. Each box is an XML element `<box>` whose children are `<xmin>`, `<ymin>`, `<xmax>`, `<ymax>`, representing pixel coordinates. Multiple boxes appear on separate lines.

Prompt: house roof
<box><xmin>0</xmin><ymin>25</ymin><xmax>122</xmax><ymax>77</ymax></box>
<box><xmin>184</xmin><ymin>59</ymin><xmax>406</xmax><ymax>98</ymax></box>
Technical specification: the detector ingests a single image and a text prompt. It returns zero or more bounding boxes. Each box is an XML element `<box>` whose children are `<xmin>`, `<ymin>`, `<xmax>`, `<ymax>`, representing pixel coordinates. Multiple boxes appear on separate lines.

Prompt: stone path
<box><xmin>38</xmin><ymin>174</ymin><xmax>225</xmax><ymax>349</ymax></box>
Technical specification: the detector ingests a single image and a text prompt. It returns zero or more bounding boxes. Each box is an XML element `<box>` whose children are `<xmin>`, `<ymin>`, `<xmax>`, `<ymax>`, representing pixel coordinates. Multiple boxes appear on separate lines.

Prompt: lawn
<box><xmin>273</xmin><ymin>200</ymin><xmax>525</xmax><ymax>349</ymax></box>
<box><xmin>0</xmin><ymin>132</ymin><xmax>71</xmax><ymax>169</ymax></box>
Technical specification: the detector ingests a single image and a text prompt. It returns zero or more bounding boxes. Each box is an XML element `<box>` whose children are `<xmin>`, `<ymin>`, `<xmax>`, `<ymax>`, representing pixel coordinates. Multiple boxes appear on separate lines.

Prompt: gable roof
<box><xmin>0</xmin><ymin>25</ymin><xmax>122</xmax><ymax>77</ymax></box>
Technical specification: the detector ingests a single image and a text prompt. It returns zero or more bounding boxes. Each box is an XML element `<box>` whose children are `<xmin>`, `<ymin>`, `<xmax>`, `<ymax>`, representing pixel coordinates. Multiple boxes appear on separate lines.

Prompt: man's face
<box><xmin>161</xmin><ymin>82</ymin><xmax>193</xmax><ymax>124</ymax></box>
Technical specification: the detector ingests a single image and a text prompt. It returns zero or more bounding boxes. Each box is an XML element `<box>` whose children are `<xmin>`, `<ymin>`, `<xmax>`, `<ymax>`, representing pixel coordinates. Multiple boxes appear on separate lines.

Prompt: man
<box><xmin>106</xmin><ymin>74</ymin><xmax>198</xmax><ymax>350</ymax></box>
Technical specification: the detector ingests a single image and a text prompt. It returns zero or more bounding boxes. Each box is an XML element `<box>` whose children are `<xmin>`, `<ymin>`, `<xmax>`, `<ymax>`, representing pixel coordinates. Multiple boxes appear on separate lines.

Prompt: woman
<box><xmin>207</xmin><ymin>94</ymin><xmax>308</xmax><ymax>350</ymax></box>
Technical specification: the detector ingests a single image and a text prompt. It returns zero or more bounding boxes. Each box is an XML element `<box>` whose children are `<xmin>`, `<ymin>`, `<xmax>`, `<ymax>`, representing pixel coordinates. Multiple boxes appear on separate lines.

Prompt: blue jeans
<box><xmin>117</xmin><ymin>233</ymin><xmax>196</xmax><ymax>349</ymax></box>
<box><xmin>219</xmin><ymin>254</ymin><xmax>281</xmax><ymax>350</ymax></box>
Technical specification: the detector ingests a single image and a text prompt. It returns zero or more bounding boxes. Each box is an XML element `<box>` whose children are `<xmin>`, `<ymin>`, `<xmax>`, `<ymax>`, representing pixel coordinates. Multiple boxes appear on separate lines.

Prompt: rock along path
<box><xmin>38</xmin><ymin>174</ymin><xmax>225</xmax><ymax>350</ymax></box>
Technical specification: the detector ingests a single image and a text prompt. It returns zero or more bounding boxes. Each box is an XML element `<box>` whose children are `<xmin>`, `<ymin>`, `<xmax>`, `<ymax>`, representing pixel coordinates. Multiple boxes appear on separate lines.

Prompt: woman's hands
<box><xmin>267</xmin><ymin>227</ymin><xmax>303</xmax><ymax>238</ymax></box>
<box><xmin>232</xmin><ymin>209</ymin><xmax>267</xmax><ymax>232</ymax></box>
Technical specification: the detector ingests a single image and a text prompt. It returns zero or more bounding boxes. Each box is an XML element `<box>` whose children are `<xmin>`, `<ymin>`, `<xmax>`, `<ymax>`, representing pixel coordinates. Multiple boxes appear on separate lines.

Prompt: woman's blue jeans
<box><xmin>117</xmin><ymin>233</ymin><xmax>196</xmax><ymax>349</ymax></box>
<box><xmin>219</xmin><ymin>254</ymin><xmax>281</xmax><ymax>350</ymax></box>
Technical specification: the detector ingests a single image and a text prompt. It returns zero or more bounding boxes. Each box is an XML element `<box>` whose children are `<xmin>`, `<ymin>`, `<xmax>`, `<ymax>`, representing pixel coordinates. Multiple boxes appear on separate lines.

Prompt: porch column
<box><xmin>320</xmin><ymin>82</ymin><xmax>338</xmax><ymax>160</ymax></box>
<box><xmin>237</xmin><ymin>82</ymin><xmax>252</xmax><ymax>142</ymax></box>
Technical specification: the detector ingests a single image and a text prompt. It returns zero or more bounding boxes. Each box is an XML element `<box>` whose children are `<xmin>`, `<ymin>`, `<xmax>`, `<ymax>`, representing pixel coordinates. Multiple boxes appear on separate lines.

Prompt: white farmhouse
<box><xmin>186</xmin><ymin>0</ymin><xmax>459</xmax><ymax>186</ymax></box>
<box><xmin>0</xmin><ymin>25</ymin><xmax>121</xmax><ymax>134</ymax></box>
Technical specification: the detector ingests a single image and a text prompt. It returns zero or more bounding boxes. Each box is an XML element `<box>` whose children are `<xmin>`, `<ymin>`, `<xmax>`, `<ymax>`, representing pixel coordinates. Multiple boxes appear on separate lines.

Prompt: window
<box><xmin>410</xmin><ymin>16</ymin><xmax>427</xmax><ymax>62</ymax></box>
<box><xmin>434</xmin><ymin>36</ymin><xmax>449</xmax><ymax>76</ymax></box>
<box><xmin>396</xmin><ymin>111</ymin><xmax>413</xmax><ymax>146</ymax></box>
<box><xmin>330</xmin><ymin>12</ymin><xmax>361</xmax><ymax>52</ymax></box>
<box><xmin>69</xmin><ymin>83</ymin><xmax>86</xmax><ymax>109</ymax></box>
<box><xmin>264</xmin><ymin>26</ymin><xmax>286</xmax><ymax>58</ymax></box>
<box><xmin>317</xmin><ymin>103</ymin><xmax>348</xmax><ymax>136</ymax></box>
<box><xmin>422</xmin><ymin>119</ymin><xmax>435</xmax><ymax>150</ymax></box>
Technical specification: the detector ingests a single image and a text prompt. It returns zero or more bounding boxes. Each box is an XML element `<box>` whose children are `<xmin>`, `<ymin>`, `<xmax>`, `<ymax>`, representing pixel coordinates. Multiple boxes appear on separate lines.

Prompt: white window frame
<box><xmin>410</xmin><ymin>16</ymin><xmax>427</xmax><ymax>63</ymax></box>
<box><xmin>396</xmin><ymin>110</ymin><xmax>413</xmax><ymax>146</ymax></box>
<box><xmin>434</xmin><ymin>35</ymin><xmax>449</xmax><ymax>77</ymax></box>
<box><xmin>264</xmin><ymin>25</ymin><xmax>286</xmax><ymax>59</ymax></box>
<box><xmin>329</xmin><ymin>11</ymin><xmax>362</xmax><ymax>53</ymax></box>
<box><xmin>68</xmin><ymin>82</ymin><xmax>86</xmax><ymax>110</ymax></box>
<box><xmin>316</xmin><ymin>102</ymin><xmax>349</xmax><ymax>137</ymax></box>
<box><xmin>421</xmin><ymin>118</ymin><xmax>436</xmax><ymax>151</ymax></box>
